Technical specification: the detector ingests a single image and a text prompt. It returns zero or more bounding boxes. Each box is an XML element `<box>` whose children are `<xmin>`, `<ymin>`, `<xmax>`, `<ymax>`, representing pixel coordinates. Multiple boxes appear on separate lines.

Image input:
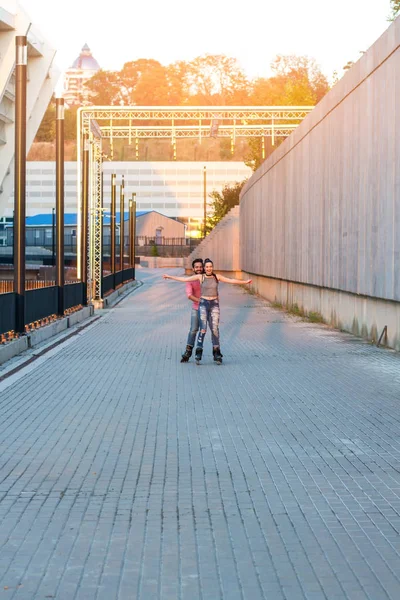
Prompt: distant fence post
<box><xmin>14</xmin><ymin>36</ymin><xmax>27</xmax><ymax>333</ymax></box>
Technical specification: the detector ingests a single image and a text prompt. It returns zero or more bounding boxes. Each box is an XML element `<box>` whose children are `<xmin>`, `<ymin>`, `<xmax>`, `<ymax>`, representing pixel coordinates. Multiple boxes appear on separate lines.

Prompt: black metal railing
<box><xmin>114</xmin><ymin>270</ymin><xmax>123</xmax><ymax>288</ymax></box>
<box><xmin>0</xmin><ymin>293</ymin><xmax>16</xmax><ymax>335</ymax></box>
<box><xmin>64</xmin><ymin>282</ymin><xmax>84</xmax><ymax>311</ymax></box>
<box><xmin>123</xmin><ymin>267</ymin><xmax>134</xmax><ymax>283</ymax></box>
<box><xmin>102</xmin><ymin>274</ymin><xmax>114</xmax><ymax>297</ymax></box>
<box><xmin>25</xmin><ymin>286</ymin><xmax>58</xmax><ymax>324</ymax></box>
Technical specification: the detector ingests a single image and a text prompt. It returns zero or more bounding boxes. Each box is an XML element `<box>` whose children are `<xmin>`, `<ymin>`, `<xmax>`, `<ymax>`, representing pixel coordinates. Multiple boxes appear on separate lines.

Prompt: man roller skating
<box><xmin>180</xmin><ymin>258</ymin><xmax>204</xmax><ymax>362</ymax></box>
<box><xmin>164</xmin><ymin>258</ymin><xmax>252</xmax><ymax>365</ymax></box>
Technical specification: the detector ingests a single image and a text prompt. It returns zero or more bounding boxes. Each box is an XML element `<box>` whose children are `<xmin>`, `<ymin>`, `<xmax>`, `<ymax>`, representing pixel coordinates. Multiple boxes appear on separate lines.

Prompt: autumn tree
<box><xmin>119</xmin><ymin>59</ymin><xmax>173</xmax><ymax>105</ymax></box>
<box><xmin>206</xmin><ymin>179</ymin><xmax>247</xmax><ymax>232</ymax></box>
<box><xmin>83</xmin><ymin>69</ymin><xmax>123</xmax><ymax>105</ymax></box>
<box><xmin>245</xmin><ymin>55</ymin><xmax>329</xmax><ymax>170</ymax></box>
<box><xmin>389</xmin><ymin>1</ymin><xmax>400</xmax><ymax>20</ymax></box>
<box><xmin>35</xmin><ymin>96</ymin><xmax>56</xmax><ymax>141</ymax></box>
<box><xmin>183</xmin><ymin>54</ymin><xmax>250</xmax><ymax>105</ymax></box>
<box><xmin>251</xmin><ymin>55</ymin><xmax>329</xmax><ymax>106</ymax></box>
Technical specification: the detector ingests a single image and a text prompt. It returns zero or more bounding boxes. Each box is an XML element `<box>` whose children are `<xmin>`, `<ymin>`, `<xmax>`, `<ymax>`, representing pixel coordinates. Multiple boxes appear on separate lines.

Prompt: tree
<box><xmin>206</xmin><ymin>179</ymin><xmax>247</xmax><ymax>232</ymax></box>
<box><xmin>84</xmin><ymin>69</ymin><xmax>122</xmax><ymax>105</ymax></box>
<box><xmin>35</xmin><ymin>96</ymin><xmax>56</xmax><ymax>141</ymax></box>
<box><xmin>388</xmin><ymin>1</ymin><xmax>400</xmax><ymax>20</ymax></box>
<box><xmin>64</xmin><ymin>106</ymin><xmax>77</xmax><ymax>141</ymax></box>
<box><xmin>251</xmin><ymin>55</ymin><xmax>329</xmax><ymax>106</ymax></box>
<box><xmin>182</xmin><ymin>54</ymin><xmax>250</xmax><ymax>105</ymax></box>
<box><xmin>246</xmin><ymin>55</ymin><xmax>330</xmax><ymax>170</ymax></box>
<box><xmin>244</xmin><ymin>137</ymin><xmax>283</xmax><ymax>172</ymax></box>
<box><xmin>120</xmin><ymin>59</ymin><xmax>172</xmax><ymax>105</ymax></box>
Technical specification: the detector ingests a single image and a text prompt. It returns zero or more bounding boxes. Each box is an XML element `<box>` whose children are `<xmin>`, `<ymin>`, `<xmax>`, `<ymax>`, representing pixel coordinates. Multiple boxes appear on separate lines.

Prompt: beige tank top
<box><xmin>201</xmin><ymin>275</ymin><xmax>218</xmax><ymax>297</ymax></box>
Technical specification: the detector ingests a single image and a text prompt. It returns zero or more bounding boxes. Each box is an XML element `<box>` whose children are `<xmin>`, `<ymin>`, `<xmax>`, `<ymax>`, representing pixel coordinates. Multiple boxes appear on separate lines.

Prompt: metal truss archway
<box><xmin>76</xmin><ymin>106</ymin><xmax>313</xmax><ymax>300</ymax></box>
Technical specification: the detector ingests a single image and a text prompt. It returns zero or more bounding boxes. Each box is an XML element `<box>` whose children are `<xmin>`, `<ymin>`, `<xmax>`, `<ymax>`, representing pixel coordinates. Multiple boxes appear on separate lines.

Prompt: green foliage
<box><xmin>64</xmin><ymin>106</ymin><xmax>77</xmax><ymax>141</ymax></box>
<box><xmin>150</xmin><ymin>244</ymin><xmax>159</xmax><ymax>257</ymax></box>
<box><xmin>307</xmin><ymin>311</ymin><xmax>325</xmax><ymax>323</ymax></box>
<box><xmin>289</xmin><ymin>303</ymin><xmax>303</xmax><ymax>316</ymax></box>
<box><xmin>271</xmin><ymin>301</ymin><xmax>283</xmax><ymax>309</ymax></box>
<box><xmin>34</xmin><ymin>52</ymin><xmax>331</xmax><ymax>160</ymax></box>
<box><xmin>206</xmin><ymin>179</ymin><xmax>247</xmax><ymax>233</ymax></box>
<box><xmin>245</xmin><ymin>55</ymin><xmax>329</xmax><ymax>171</ymax></box>
<box><xmin>388</xmin><ymin>0</ymin><xmax>400</xmax><ymax>20</ymax></box>
<box><xmin>35</xmin><ymin>96</ymin><xmax>56</xmax><ymax>142</ymax></box>
<box><xmin>84</xmin><ymin>54</ymin><xmax>252</xmax><ymax>107</ymax></box>
<box><xmin>35</xmin><ymin>98</ymin><xmax>77</xmax><ymax>143</ymax></box>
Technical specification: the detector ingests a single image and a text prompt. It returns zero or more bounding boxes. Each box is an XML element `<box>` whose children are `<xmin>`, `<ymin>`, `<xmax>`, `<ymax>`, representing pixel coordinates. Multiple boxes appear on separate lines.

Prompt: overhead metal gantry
<box><xmin>76</xmin><ymin>106</ymin><xmax>314</xmax><ymax>300</ymax></box>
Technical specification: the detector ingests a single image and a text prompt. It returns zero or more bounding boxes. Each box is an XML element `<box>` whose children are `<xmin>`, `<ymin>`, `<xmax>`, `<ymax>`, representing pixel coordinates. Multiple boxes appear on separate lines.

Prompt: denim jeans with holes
<box><xmin>196</xmin><ymin>298</ymin><xmax>220</xmax><ymax>349</ymax></box>
<box><xmin>186</xmin><ymin>307</ymin><xmax>200</xmax><ymax>347</ymax></box>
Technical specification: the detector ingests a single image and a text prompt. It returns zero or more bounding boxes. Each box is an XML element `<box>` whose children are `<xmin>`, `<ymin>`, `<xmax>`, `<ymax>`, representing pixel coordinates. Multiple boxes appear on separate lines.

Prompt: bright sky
<box><xmin>19</xmin><ymin>0</ymin><xmax>391</xmax><ymax>85</ymax></box>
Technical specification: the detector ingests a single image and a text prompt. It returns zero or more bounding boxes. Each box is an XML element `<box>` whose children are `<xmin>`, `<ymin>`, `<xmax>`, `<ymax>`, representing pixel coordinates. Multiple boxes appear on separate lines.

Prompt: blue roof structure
<box><xmin>25</xmin><ymin>212</ymin><xmax>150</xmax><ymax>227</ymax></box>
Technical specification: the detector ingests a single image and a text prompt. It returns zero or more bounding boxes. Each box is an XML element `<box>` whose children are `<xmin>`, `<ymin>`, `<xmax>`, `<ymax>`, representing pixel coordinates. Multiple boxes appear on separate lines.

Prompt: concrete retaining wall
<box><xmin>245</xmin><ymin>272</ymin><xmax>400</xmax><ymax>350</ymax></box>
<box><xmin>239</xmin><ymin>17</ymin><xmax>400</xmax><ymax>348</ymax></box>
<box><xmin>139</xmin><ymin>256</ymin><xmax>185</xmax><ymax>269</ymax></box>
<box><xmin>186</xmin><ymin>206</ymin><xmax>240</xmax><ymax>273</ymax></box>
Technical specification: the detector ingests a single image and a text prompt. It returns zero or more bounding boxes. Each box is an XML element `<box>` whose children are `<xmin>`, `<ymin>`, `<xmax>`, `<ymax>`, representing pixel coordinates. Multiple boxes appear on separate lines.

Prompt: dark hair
<box><xmin>203</xmin><ymin>258</ymin><xmax>218</xmax><ymax>280</ymax></box>
<box><xmin>192</xmin><ymin>258</ymin><xmax>203</xmax><ymax>269</ymax></box>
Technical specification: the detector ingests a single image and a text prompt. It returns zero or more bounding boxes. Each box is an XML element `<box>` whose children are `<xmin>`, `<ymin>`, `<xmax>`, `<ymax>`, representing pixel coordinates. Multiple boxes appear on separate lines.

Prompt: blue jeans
<box><xmin>186</xmin><ymin>307</ymin><xmax>200</xmax><ymax>347</ymax></box>
<box><xmin>197</xmin><ymin>298</ymin><xmax>220</xmax><ymax>349</ymax></box>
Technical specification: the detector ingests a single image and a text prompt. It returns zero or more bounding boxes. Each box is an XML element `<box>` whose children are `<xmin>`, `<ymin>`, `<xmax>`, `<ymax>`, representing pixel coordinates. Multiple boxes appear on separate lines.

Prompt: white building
<box><xmin>62</xmin><ymin>44</ymin><xmax>100</xmax><ymax>107</ymax></box>
<box><xmin>0</xmin><ymin>0</ymin><xmax>59</xmax><ymax>216</ymax></box>
<box><xmin>2</xmin><ymin>161</ymin><xmax>252</xmax><ymax>236</ymax></box>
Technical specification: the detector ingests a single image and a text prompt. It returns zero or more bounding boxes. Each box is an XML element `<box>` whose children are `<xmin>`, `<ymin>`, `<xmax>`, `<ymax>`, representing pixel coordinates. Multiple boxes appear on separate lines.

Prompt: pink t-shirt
<box><xmin>186</xmin><ymin>280</ymin><xmax>201</xmax><ymax>309</ymax></box>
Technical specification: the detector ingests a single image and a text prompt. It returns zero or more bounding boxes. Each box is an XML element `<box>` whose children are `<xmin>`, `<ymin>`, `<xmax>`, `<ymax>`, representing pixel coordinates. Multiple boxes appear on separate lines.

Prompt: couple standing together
<box><xmin>163</xmin><ymin>258</ymin><xmax>252</xmax><ymax>364</ymax></box>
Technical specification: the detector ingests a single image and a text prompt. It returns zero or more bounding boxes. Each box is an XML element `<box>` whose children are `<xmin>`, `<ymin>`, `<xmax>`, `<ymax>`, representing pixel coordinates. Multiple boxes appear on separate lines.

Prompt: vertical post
<box><xmin>81</xmin><ymin>135</ymin><xmax>89</xmax><ymax>305</ymax></box>
<box><xmin>56</xmin><ymin>99</ymin><xmax>65</xmax><ymax>315</ymax></box>
<box><xmin>100</xmin><ymin>169</ymin><xmax>104</xmax><ymax>296</ymax></box>
<box><xmin>129</xmin><ymin>192</ymin><xmax>136</xmax><ymax>278</ymax></box>
<box><xmin>203</xmin><ymin>165</ymin><xmax>207</xmax><ymax>239</ymax></box>
<box><xmin>14</xmin><ymin>36</ymin><xmax>27</xmax><ymax>333</ymax></box>
<box><xmin>119</xmin><ymin>175</ymin><xmax>124</xmax><ymax>272</ymax></box>
<box><xmin>132</xmin><ymin>193</ymin><xmax>136</xmax><ymax>280</ymax></box>
<box><xmin>51</xmin><ymin>207</ymin><xmax>55</xmax><ymax>267</ymax></box>
<box><xmin>129</xmin><ymin>198</ymin><xmax>133</xmax><ymax>273</ymax></box>
<box><xmin>111</xmin><ymin>173</ymin><xmax>116</xmax><ymax>288</ymax></box>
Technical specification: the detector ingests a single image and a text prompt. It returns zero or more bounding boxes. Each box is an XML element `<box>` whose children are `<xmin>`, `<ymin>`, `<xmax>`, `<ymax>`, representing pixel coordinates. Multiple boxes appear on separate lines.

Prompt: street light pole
<box><xmin>129</xmin><ymin>192</ymin><xmax>136</xmax><ymax>276</ymax></box>
<box><xmin>203</xmin><ymin>165</ymin><xmax>207</xmax><ymax>238</ymax></box>
<box><xmin>14</xmin><ymin>36</ymin><xmax>27</xmax><ymax>333</ymax></box>
<box><xmin>119</xmin><ymin>175</ymin><xmax>124</xmax><ymax>272</ymax></box>
<box><xmin>56</xmin><ymin>97</ymin><xmax>65</xmax><ymax>314</ymax></box>
<box><xmin>81</xmin><ymin>136</ymin><xmax>89</xmax><ymax>305</ymax></box>
<box><xmin>52</xmin><ymin>207</ymin><xmax>55</xmax><ymax>268</ymax></box>
<box><xmin>111</xmin><ymin>173</ymin><xmax>116</xmax><ymax>287</ymax></box>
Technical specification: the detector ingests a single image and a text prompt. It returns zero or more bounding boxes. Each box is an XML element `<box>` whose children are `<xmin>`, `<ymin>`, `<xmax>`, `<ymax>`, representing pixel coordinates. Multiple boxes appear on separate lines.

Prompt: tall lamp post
<box><xmin>111</xmin><ymin>173</ymin><xmax>116</xmax><ymax>287</ymax></box>
<box><xmin>119</xmin><ymin>175</ymin><xmax>125</xmax><ymax>271</ymax></box>
<box><xmin>14</xmin><ymin>36</ymin><xmax>27</xmax><ymax>333</ymax></box>
<box><xmin>81</xmin><ymin>136</ymin><xmax>89</xmax><ymax>305</ymax></box>
<box><xmin>203</xmin><ymin>165</ymin><xmax>207</xmax><ymax>238</ymax></box>
<box><xmin>51</xmin><ymin>207</ymin><xmax>55</xmax><ymax>268</ymax></box>
<box><xmin>129</xmin><ymin>192</ymin><xmax>136</xmax><ymax>278</ymax></box>
<box><xmin>56</xmin><ymin>97</ymin><xmax>65</xmax><ymax>314</ymax></box>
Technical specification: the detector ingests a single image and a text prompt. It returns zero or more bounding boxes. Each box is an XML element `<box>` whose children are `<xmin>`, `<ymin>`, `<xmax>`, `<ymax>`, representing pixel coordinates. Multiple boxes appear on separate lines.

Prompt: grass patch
<box><xmin>307</xmin><ymin>311</ymin><xmax>325</xmax><ymax>323</ymax></box>
<box><xmin>287</xmin><ymin>303</ymin><xmax>306</xmax><ymax>317</ymax></box>
<box><xmin>271</xmin><ymin>301</ymin><xmax>283</xmax><ymax>309</ymax></box>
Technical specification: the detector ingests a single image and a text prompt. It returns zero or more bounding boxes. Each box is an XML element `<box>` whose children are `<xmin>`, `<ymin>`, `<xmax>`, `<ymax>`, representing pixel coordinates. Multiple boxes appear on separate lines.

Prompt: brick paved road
<box><xmin>1</xmin><ymin>268</ymin><xmax>400</xmax><ymax>600</ymax></box>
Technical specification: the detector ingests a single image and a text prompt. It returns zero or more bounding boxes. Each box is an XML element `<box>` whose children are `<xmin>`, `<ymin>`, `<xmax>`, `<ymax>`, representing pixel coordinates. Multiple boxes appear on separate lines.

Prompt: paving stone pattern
<box><xmin>1</xmin><ymin>269</ymin><xmax>400</xmax><ymax>600</ymax></box>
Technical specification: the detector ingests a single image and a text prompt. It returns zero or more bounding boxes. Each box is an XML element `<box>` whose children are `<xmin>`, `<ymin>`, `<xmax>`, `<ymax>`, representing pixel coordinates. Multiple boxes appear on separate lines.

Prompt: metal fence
<box><xmin>0</xmin><ymin>281</ymin><xmax>85</xmax><ymax>336</ymax></box>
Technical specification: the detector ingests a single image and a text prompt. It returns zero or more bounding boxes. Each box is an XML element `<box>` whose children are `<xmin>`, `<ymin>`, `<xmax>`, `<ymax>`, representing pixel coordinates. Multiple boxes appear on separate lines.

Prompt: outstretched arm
<box><xmin>217</xmin><ymin>274</ymin><xmax>252</xmax><ymax>285</ymax></box>
<box><xmin>163</xmin><ymin>274</ymin><xmax>200</xmax><ymax>282</ymax></box>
